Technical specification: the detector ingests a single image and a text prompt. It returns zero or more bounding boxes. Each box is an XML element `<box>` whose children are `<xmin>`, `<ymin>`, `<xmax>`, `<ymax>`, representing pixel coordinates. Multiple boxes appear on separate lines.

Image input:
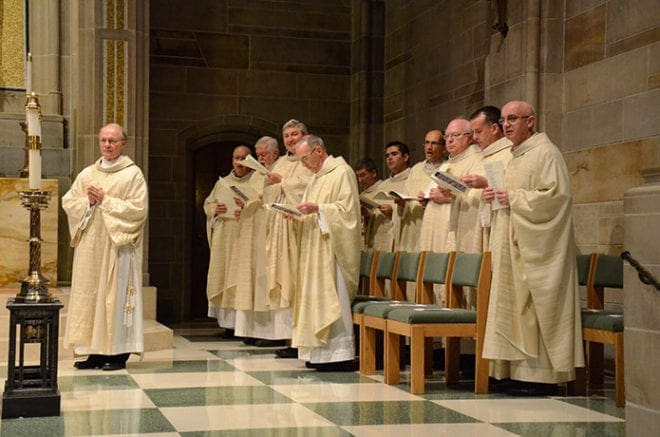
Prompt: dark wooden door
<box><xmin>190</xmin><ymin>141</ymin><xmax>236</xmax><ymax>320</ymax></box>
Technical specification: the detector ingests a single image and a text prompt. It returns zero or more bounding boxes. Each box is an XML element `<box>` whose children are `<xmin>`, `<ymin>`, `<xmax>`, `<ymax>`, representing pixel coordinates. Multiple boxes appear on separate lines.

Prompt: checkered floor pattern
<box><xmin>0</xmin><ymin>334</ymin><xmax>625</xmax><ymax>436</ymax></box>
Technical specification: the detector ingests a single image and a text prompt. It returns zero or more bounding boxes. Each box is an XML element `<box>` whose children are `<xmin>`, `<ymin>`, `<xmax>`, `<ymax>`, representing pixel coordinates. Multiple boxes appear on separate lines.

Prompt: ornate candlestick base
<box><xmin>16</xmin><ymin>190</ymin><xmax>54</xmax><ymax>303</ymax></box>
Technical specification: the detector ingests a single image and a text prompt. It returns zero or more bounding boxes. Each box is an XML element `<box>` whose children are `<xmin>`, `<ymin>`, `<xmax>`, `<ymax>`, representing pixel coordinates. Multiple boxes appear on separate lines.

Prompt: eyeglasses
<box><xmin>100</xmin><ymin>138</ymin><xmax>123</xmax><ymax>145</ymax></box>
<box><xmin>444</xmin><ymin>132</ymin><xmax>471</xmax><ymax>140</ymax></box>
<box><xmin>499</xmin><ymin>115</ymin><xmax>531</xmax><ymax>125</ymax></box>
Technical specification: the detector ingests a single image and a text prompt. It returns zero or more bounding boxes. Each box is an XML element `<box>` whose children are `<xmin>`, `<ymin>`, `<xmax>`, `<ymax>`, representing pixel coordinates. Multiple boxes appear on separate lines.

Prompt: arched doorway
<box><xmin>190</xmin><ymin>138</ymin><xmax>257</xmax><ymax>320</ymax></box>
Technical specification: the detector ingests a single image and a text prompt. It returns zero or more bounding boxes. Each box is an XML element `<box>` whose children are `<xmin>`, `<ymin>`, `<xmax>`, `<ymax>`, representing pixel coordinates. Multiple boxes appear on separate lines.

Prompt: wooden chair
<box><xmin>383</xmin><ymin>252</ymin><xmax>491</xmax><ymax>394</ymax></box>
<box><xmin>358</xmin><ymin>251</ymin><xmax>427</xmax><ymax>374</ymax></box>
<box><xmin>580</xmin><ymin>254</ymin><xmax>625</xmax><ymax>407</ymax></box>
<box><xmin>357</xmin><ymin>250</ymin><xmax>379</xmax><ymax>295</ymax></box>
<box><xmin>352</xmin><ymin>251</ymin><xmax>399</xmax><ymax>327</ymax></box>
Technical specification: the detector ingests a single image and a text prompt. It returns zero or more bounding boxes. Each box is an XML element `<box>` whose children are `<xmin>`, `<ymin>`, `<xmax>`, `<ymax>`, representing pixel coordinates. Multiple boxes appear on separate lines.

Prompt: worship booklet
<box><xmin>213</xmin><ymin>178</ymin><xmax>239</xmax><ymax>218</ymax></box>
<box><xmin>359</xmin><ymin>193</ymin><xmax>383</xmax><ymax>209</ymax></box>
<box><xmin>216</xmin><ymin>176</ymin><xmax>259</xmax><ymax>203</ymax></box>
<box><xmin>267</xmin><ymin>203</ymin><xmax>303</xmax><ymax>220</ymax></box>
<box><xmin>484</xmin><ymin>160</ymin><xmax>507</xmax><ymax>210</ymax></box>
<box><xmin>431</xmin><ymin>170</ymin><xmax>469</xmax><ymax>196</ymax></box>
<box><xmin>239</xmin><ymin>155</ymin><xmax>270</xmax><ymax>175</ymax></box>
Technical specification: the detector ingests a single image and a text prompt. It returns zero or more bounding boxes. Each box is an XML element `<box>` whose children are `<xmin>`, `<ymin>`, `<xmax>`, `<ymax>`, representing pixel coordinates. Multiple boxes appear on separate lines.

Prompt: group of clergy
<box><xmin>204</xmin><ymin>100</ymin><xmax>585</xmax><ymax>393</ymax></box>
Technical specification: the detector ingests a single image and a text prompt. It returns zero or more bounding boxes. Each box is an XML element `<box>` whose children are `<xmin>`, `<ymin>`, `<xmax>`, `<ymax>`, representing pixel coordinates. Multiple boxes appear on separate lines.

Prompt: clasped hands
<box><xmin>87</xmin><ymin>185</ymin><xmax>104</xmax><ymax>206</ymax></box>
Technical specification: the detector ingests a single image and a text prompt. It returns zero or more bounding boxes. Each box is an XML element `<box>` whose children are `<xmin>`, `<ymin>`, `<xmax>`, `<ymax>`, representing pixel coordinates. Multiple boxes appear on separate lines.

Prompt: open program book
<box><xmin>267</xmin><ymin>203</ymin><xmax>303</xmax><ymax>220</ymax></box>
<box><xmin>431</xmin><ymin>170</ymin><xmax>470</xmax><ymax>196</ymax></box>
<box><xmin>238</xmin><ymin>155</ymin><xmax>270</xmax><ymax>175</ymax></box>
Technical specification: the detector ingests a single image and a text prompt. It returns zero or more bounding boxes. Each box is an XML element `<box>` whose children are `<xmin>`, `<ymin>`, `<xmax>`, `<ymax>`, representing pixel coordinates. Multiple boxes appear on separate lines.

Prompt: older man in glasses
<box><xmin>482</xmin><ymin>100</ymin><xmax>584</xmax><ymax>396</ymax></box>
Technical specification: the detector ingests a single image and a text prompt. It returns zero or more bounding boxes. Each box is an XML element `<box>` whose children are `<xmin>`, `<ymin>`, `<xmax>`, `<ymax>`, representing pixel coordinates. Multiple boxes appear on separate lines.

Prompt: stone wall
<box><xmin>149</xmin><ymin>0</ymin><xmax>352</xmax><ymax>322</ymax></box>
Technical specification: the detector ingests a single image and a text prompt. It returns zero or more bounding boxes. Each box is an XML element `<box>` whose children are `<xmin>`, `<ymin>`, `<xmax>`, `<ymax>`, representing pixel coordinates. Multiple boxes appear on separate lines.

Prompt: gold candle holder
<box><xmin>15</xmin><ymin>189</ymin><xmax>54</xmax><ymax>303</ymax></box>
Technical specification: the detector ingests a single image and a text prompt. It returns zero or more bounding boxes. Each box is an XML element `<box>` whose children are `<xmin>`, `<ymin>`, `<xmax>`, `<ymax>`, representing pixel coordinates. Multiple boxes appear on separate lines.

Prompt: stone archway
<box><xmin>150</xmin><ymin>116</ymin><xmax>279</xmax><ymax>324</ymax></box>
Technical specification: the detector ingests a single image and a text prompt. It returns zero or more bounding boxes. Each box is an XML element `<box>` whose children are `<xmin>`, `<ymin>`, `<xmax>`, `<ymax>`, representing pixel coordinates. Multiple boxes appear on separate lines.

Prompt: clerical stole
<box><xmin>397</xmin><ymin>162</ymin><xmax>435</xmax><ymax>251</ymax></box>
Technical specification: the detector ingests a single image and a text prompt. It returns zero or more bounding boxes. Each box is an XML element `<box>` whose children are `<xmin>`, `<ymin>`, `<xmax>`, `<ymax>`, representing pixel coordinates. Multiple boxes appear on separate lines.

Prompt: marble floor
<box><xmin>0</xmin><ymin>332</ymin><xmax>625</xmax><ymax>436</ymax></box>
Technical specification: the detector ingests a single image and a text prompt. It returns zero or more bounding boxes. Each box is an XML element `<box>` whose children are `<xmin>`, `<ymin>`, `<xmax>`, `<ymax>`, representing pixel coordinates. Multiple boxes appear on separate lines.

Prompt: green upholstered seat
<box><xmin>576</xmin><ymin>254</ymin><xmax>592</xmax><ymax>286</ymax></box>
<box><xmin>351</xmin><ymin>297</ymin><xmax>392</xmax><ymax>313</ymax></box>
<box><xmin>359</xmin><ymin>251</ymin><xmax>375</xmax><ymax>278</ymax></box>
<box><xmin>581</xmin><ymin>309</ymin><xmax>624</xmax><ymax>332</ymax></box>
<box><xmin>593</xmin><ymin>255</ymin><xmax>624</xmax><ymax>289</ymax></box>
<box><xmin>362</xmin><ymin>302</ymin><xmax>422</xmax><ymax>318</ymax></box>
<box><xmin>396</xmin><ymin>252</ymin><xmax>421</xmax><ymax>282</ymax></box>
<box><xmin>387</xmin><ymin>306</ymin><xmax>476</xmax><ymax>324</ymax></box>
<box><xmin>451</xmin><ymin>253</ymin><xmax>483</xmax><ymax>287</ymax></box>
<box><xmin>376</xmin><ymin>252</ymin><xmax>397</xmax><ymax>280</ymax></box>
<box><xmin>422</xmin><ymin>252</ymin><xmax>450</xmax><ymax>284</ymax></box>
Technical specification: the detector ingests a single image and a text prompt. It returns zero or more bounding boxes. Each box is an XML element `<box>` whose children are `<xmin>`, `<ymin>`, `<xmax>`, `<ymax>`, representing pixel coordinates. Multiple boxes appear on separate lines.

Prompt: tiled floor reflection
<box><xmin>0</xmin><ymin>334</ymin><xmax>625</xmax><ymax>436</ymax></box>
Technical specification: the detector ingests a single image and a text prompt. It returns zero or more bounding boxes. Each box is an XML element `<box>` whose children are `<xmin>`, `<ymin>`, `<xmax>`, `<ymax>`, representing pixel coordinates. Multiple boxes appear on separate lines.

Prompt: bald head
<box><xmin>501</xmin><ymin>100</ymin><xmax>536</xmax><ymax>147</ymax></box>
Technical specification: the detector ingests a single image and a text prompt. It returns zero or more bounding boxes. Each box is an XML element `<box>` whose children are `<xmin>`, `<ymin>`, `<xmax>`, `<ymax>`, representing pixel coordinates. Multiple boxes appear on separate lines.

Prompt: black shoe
<box><xmin>275</xmin><ymin>347</ymin><xmax>298</xmax><ymax>359</ymax></box>
<box><xmin>489</xmin><ymin>377</ymin><xmax>513</xmax><ymax>393</ymax></box>
<box><xmin>313</xmin><ymin>359</ymin><xmax>359</xmax><ymax>372</ymax></box>
<box><xmin>255</xmin><ymin>339</ymin><xmax>286</xmax><ymax>348</ymax></box>
<box><xmin>102</xmin><ymin>361</ymin><xmax>126</xmax><ymax>371</ymax></box>
<box><xmin>243</xmin><ymin>337</ymin><xmax>257</xmax><ymax>345</ymax></box>
<box><xmin>220</xmin><ymin>329</ymin><xmax>235</xmax><ymax>339</ymax></box>
<box><xmin>305</xmin><ymin>361</ymin><xmax>317</xmax><ymax>369</ymax></box>
<box><xmin>74</xmin><ymin>354</ymin><xmax>105</xmax><ymax>369</ymax></box>
<box><xmin>508</xmin><ymin>381</ymin><xmax>559</xmax><ymax>397</ymax></box>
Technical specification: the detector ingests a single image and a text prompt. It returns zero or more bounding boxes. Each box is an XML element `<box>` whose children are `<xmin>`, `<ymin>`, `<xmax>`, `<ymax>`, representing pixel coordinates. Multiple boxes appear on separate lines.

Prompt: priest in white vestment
<box><xmin>292</xmin><ymin>135</ymin><xmax>361</xmax><ymax>371</ymax></box>
<box><xmin>264</xmin><ymin>120</ymin><xmax>313</xmax><ymax>357</ymax></box>
<box><xmin>462</xmin><ymin>106</ymin><xmax>512</xmax><ymax>251</ymax></box>
<box><xmin>396</xmin><ymin>130</ymin><xmax>447</xmax><ymax>252</ymax></box>
<box><xmin>382</xmin><ymin>142</ymin><xmax>411</xmax><ymax>251</ymax></box>
<box><xmin>482</xmin><ymin>100</ymin><xmax>585</xmax><ymax>396</ymax></box>
<box><xmin>419</xmin><ymin>119</ymin><xmax>483</xmax><ymax>307</ymax></box>
<box><xmin>355</xmin><ymin>158</ymin><xmax>394</xmax><ymax>251</ymax></box>
<box><xmin>204</xmin><ymin>145</ymin><xmax>262</xmax><ymax>334</ymax></box>
<box><xmin>63</xmin><ymin>123</ymin><xmax>148</xmax><ymax>371</ymax></box>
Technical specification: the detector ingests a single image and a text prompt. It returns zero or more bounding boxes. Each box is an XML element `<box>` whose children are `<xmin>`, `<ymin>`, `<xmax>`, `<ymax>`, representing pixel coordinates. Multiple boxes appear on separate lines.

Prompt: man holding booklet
<box><xmin>291</xmin><ymin>134</ymin><xmax>361</xmax><ymax>371</ymax></box>
<box><xmin>204</xmin><ymin>145</ymin><xmax>263</xmax><ymax>337</ymax></box>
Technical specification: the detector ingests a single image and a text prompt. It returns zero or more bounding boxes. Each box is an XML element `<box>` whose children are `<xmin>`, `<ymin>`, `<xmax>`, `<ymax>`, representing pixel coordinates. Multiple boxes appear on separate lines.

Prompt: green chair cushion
<box><xmin>376</xmin><ymin>252</ymin><xmax>397</xmax><ymax>279</ymax></box>
<box><xmin>451</xmin><ymin>253</ymin><xmax>483</xmax><ymax>287</ymax></box>
<box><xmin>576</xmin><ymin>254</ymin><xmax>592</xmax><ymax>286</ymax></box>
<box><xmin>423</xmin><ymin>252</ymin><xmax>450</xmax><ymax>284</ymax></box>
<box><xmin>362</xmin><ymin>302</ymin><xmax>422</xmax><ymax>318</ymax></box>
<box><xmin>397</xmin><ymin>252</ymin><xmax>421</xmax><ymax>282</ymax></box>
<box><xmin>581</xmin><ymin>309</ymin><xmax>624</xmax><ymax>332</ymax></box>
<box><xmin>387</xmin><ymin>306</ymin><xmax>476</xmax><ymax>324</ymax></box>
<box><xmin>593</xmin><ymin>255</ymin><xmax>624</xmax><ymax>289</ymax></box>
<box><xmin>351</xmin><ymin>297</ymin><xmax>392</xmax><ymax>313</ymax></box>
<box><xmin>359</xmin><ymin>251</ymin><xmax>375</xmax><ymax>278</ymax></box>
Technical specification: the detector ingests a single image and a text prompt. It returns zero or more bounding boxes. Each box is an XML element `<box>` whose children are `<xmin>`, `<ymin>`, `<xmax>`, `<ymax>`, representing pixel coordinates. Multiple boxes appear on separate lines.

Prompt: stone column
<box><xmin>71</xmin><ymin>0</ymin><xmax>150</xmax><ymax>283</ymax></box>
<box><xmin>623</xmin><ymin>167</ymin><xmax>660</xmax><ymax>435</ymax></box>
<box><xmin>350</xmin><ymin>0</ymin><xmax>384</xmax><ymax>168</ymax></box>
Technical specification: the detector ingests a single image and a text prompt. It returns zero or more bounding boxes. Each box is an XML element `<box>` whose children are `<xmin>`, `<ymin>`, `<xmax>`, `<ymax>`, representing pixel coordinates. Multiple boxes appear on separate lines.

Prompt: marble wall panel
<box><xmin>564</xmin><ymin>4</ymin><xmax>605</xmax><ymax>71</ymax></box>
<box><xmin>623</xmin><ymin>88</ymin><xmax>660</xmax><ymax>140</ymax></box>
<box><xmin>186</xmin><ymin>69</ymin><xmax>238</xmax><ymax>95</ymax></box>
<box><xmin>0</xmin><ymin>178</ymin><xmax>58</xmax><ymax>287</ymax></box>
<box><xmin>624</xmin><ymin>329</ymin><xmax>660</xmax><ymax>409</ymax></box>
<box><xmin>561</xmin><ymin>100</ymin><xmax>623</xmax><ymax>151</ymax></box>
<box><xmin>606</xmin><ymin>0</ymin><xmax>660</xmax><ymax>44</ymax></box>
<box><xmin>195</xmin><ymin>33</ymin><xmax>249</xmax><ymax>69</ymax></box>
<box><xmin>298</xmin><ymin>74</ymin><xmax>351</xmax><ymax>101</ymax></box>
<box><xmin>566</xmin><ymin>139</ymin><xmax>656</xmax><ymax>203</ymax></box>
<box><xmin>564</xmin><ymin>47</ymin><xmax>647</xmax><ymax>111</ymax></box>
<box><xmin>150</xmin><ymin>65</ymin><xmax>186</xmax><ymax>93</ymax></box>
<box><xmin>238</xmin><ymin>71</ymin><xmax>296</xmax><ymax>98</ymax></box>
<box><xmin>151</xmin><ymin>0</ymin><xmax>227</xmax><ymax>33</ymax></box>
<box><xmin>566</xmin><ymin>0</ymin><xmax>605</xmax><ymax>19</ymax></box>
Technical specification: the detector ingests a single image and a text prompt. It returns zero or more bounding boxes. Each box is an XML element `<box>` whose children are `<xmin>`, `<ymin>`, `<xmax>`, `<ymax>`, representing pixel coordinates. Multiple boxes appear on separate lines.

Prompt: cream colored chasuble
<box><xmin>62</xmin><ymin>155</ymin><xmax>148</xmax><ymax>356</ymax></box>
<box><xmin>483</xmin><ymin>133</ymin><xmax>585</xmax><ymax>383</ymax></box>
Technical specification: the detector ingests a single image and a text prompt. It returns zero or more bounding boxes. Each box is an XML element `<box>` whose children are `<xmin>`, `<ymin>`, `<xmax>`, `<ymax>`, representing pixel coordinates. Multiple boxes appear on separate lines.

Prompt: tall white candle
<box><xmin>26</xmin><ymin>53</ymin><xmax>32</xmax><ymax>93</ymax></box>
<box><xmin>28</xmin><ymin>149</ymin><xmax>42</xmax><ymax>190</ymax></box>
<box><xmin>26</xmin><ymin>106</ymin><xmax>40</xmax><ymax>136</ymax></box>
